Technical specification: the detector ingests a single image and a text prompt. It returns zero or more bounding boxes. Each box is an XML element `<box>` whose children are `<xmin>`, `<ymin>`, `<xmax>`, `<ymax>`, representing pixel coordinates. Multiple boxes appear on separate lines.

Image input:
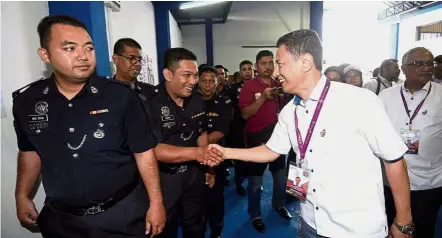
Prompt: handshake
<box><xmin>196</xmin><ymin>144</ymin><xmax>227</xmax><ymax>167</ymax></box>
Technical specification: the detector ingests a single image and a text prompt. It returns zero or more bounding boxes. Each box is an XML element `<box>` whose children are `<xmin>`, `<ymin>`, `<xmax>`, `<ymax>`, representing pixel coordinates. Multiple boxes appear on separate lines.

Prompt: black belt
<box><xmin>158</xmin><ymin>162</ymin><xmax>190</xmax><ymax>175</ymax></box>
<box><xmin>47</xmin><ymin>179</ymin><xmax>139</xmax><ymax>216</ymax></box>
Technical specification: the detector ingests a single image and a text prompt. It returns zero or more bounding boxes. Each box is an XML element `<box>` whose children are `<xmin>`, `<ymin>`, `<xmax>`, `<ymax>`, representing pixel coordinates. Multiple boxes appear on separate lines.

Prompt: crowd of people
<box><xmin>11</xmin><ymin>14</ymin><xmax>442</xmax><ymax>238</ymax></box>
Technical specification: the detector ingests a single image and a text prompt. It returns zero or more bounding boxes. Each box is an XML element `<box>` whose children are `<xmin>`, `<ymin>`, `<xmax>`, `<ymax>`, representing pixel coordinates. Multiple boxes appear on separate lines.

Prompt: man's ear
<box><xmin>163</xmin><ymin>68</ymin><xmax>172</xmax><ymax>82</ymax></box>
<box><xmin>301</xmin><ymin>53</ymin><xmax>314</xmax><ymax>73</ymax></box>
<box><xmin>112</xmin><ymin>54</ymin><xmax>119</xmax><ymax>66</ymax></box>
<box><xmin>37</xmin><ymin>48</ymin><xmax>50</xmax><ymax>63</ymax></box>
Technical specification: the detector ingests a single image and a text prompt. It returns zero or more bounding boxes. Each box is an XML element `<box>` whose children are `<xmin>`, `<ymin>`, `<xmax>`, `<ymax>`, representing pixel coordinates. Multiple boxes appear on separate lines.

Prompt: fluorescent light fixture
<box><xmin>179</xmin><ymin>1</ymin><xmax>225</xmax><ymax>10</ymax></box>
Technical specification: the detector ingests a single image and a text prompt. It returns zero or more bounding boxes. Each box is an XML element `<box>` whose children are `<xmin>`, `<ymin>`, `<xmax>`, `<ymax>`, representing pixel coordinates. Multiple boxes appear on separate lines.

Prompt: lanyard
<box><xmin>294</xmin><ymin>80</ymin><xmax>331</xmax><ymax>161</ymax></box>
<box><xmin>400</xmin><ymin>83</ymin><xmax>432</xmax><ymax>129</ymax></box>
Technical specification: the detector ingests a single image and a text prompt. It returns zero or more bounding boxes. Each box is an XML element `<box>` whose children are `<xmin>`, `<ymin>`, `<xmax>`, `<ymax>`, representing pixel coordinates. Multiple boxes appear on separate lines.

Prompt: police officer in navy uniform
<box><xmin>12</xmin><ymin>15</ymin><xmax>165</xmax><ymax>237</ymax></box>
<box><xmin>198</xmin><ymin>66</ymin><xmax>232</xmax><ymax>238</ymax></box>
<box><xmin>111</xmin><ymin>38</ymin><xmax>156</xmax><ymax>96</ymax></box>
<box><xmin>226</xmin><ymin>60</ymin><xmax>254</xmax><ymax>196</ymax></box>
<box><xmin>142</xmin><ymin>48</ymin><xmax>223</xmax><ymax>238</ymax></box>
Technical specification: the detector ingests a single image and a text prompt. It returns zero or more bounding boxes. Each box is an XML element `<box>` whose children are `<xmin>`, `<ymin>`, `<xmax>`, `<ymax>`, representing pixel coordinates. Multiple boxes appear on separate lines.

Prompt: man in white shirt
<box><xmin>206</xmin><ymin>29</ymin><xmax>413</xmax><ymax>238</ymax></box>
<box><xmin>364</xmin><ymin>59</ymin><xmax>403</xmax><ymax>95</ymax></box>
<box><xmin>379</xmin><ymin>47</ymin><xmax>442</xmax><ymax>238</ymax></box>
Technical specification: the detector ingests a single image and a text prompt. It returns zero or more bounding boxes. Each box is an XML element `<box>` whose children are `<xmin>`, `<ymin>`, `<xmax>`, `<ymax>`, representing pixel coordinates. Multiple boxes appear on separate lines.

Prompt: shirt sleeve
<box><xmin>12</xmin><ymin>102</ymin><xmax>36</xmax><ymax>151</ymax></box>
<box><xmin>359</xmin><ymin>91</ymin><xmax>407</xmax><ymax>161</ymax></box>
<box><xmin>238</xmin><ymin>82</ymin><xmax>255</xmax><ymax>108</ymax></box>
<box><xmin>125</xmin><ymin>92</ymin><xmax>158</xmax><ymax>153</ymax></box>
<box><xmin>265</xmin><ymin>106</ymin><xmax>292</xmax><ymax>154</ymax></box>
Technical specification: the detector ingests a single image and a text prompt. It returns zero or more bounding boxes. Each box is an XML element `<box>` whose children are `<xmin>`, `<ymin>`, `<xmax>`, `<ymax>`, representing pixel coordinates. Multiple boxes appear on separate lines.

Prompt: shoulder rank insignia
<box><xmin>12</xmin><ymin>78</ymin><xmax>44</xmax><ymax>99</ymax></box>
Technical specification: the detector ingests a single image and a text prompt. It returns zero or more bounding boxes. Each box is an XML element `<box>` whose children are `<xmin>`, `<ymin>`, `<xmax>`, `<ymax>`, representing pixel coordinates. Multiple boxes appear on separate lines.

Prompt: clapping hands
<box><xmin>195</xmin><ymin>144</ymin><xmax>226</xmax><ymax>167</ymax></box>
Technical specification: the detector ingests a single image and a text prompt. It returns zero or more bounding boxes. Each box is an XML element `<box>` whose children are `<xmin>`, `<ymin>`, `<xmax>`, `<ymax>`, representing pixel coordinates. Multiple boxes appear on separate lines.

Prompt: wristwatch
<box><xmin>393</xmin><ymin>218</ymin><xmax>414</xmax><ymax>235</ymax></box>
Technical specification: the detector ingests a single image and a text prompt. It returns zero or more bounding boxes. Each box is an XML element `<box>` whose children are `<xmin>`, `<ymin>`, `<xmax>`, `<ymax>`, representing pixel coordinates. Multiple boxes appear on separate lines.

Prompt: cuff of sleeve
<box><xmin>379</xmin><ymin>142</ymin><xmax>408</xmax><ymax>162</ymax></box>
<box><xmin>131</xmin><ymin>141</ymin><xmax>158</xmax><ymax>154</ymax></box>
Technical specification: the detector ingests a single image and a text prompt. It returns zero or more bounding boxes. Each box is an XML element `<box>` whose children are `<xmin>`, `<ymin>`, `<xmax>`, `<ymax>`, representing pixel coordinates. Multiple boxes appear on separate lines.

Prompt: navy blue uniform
<box><xmin>13</xmin><ymin>74</ymin><xmax>156</xmax><ymax>237</ymax></box>
<box><xmin>142</xmin><ymin>83</ymin><xmax>207</xmax><ymax>238</ymax></box>
<box><xmin>204</xmin><ymin>93</ymin><xmax>232</xmax><ymax>237</ymax></box>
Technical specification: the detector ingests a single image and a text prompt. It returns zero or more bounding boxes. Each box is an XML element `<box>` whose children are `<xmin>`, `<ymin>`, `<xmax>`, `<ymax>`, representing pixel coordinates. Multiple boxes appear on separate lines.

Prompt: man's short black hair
<box><xmin>372</xmin><ymin>67</ymin><xmax>380</xmax><ymax>78</ymax></box>
<box><xmin>256</xmin><ymin>50</ymin><xmax>273</xmax><ymax>63</ymax></box>
<box><xmin>214</xmin><ymin>65</ymin><xmax>224</xmax><ymax>70</ymax></box>
<box><xmin>324</xmin><ymin>66</ymin><xmax>341</xmax><ymax>76</ymax></box>
<box><xmin>276</xmin><ymin>29</ymin><xmax>322</xmax><ymax>71</ymax></box>
<box><xmin>434</xmin><ymin>55</ymin><xmax>442</xmax><ymax>63</ymax></box>
<box><xmin>113</xmin><ymin>38</ymin><xmax>142</xmax><ymax>55</ymax></box>
<box><xmin>198</xmin><ymin>66</ymin><xmax>217</xmax><ymax>77</ymax></box>
<box><xmin>37</xmin><ymin>15</ymin><xmax>88</xmax><ymax>49</ymax></box>
<box><xmin>164</xmin><ymin>47</ymin><xmax>197</xmax><ymax>70</ymax></box>
<box><xmin>239</xmin><ymin>60</ymin><xmax>253</xmax><ymax>70</ymax></box>
<box><xmin>379</xmin><ymin>59</ymin><xmax>398</xmax><ymax>75</ymax></box>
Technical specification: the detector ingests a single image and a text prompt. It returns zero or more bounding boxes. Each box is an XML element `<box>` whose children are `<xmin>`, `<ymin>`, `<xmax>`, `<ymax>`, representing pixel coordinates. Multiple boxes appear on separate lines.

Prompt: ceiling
<box><xmin>170</xmin><ymin>1</ymin><xmax>233</xmax><ymax>25</ymax></box>
<box><xmin>378</xmin><ymin>1</ymin><xmax>437</xmax><ymax>19</ymax></box>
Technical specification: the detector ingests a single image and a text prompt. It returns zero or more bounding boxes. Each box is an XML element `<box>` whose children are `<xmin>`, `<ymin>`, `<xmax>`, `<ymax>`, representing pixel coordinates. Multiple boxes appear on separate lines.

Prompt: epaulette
<box><xmin>12</xmin><ymin>78</ymin><xmax>45</xmax><ymax>99</ymax></box>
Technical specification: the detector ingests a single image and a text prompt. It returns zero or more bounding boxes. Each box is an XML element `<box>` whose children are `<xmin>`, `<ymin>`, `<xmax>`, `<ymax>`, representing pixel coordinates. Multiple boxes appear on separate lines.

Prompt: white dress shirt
<box><xmin>266</xmin><ymin>75</ymin><xmax>407</xmax><ymax>238</ymax></box>
<box><xmin>363</xmin><ymin>75</ymin><xmax>404</xmax><ymax>94</ymax></box>
<box><xmin>379</xmin><ymin>81</ymin><xmax>442</xmax><ymax>190</ymax></box>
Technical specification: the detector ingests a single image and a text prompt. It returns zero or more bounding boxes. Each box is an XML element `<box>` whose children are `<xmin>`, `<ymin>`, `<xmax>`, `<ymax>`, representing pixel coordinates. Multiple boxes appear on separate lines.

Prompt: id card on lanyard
<box><xmin>286</xmin><ymin>80</ymin><xmax>331</xmax><ymax>202</ymax></box>
<box><xmin>399</xmin><ymin>84</ymin><xmax>431</xmax><ymax>154</ymax></box>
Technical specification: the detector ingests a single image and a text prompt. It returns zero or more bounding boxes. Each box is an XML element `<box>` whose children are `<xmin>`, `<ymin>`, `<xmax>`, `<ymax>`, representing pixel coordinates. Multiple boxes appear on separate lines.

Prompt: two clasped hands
<box><xmin>196</xmin><ymin>144</ymin><xmax>227</xmax><ymax>167</ymax></box>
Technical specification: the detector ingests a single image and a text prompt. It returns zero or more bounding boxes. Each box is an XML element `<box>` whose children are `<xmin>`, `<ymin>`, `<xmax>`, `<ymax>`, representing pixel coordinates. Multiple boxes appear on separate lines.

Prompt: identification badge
<box><xmin>400</xmin><ymin>128</ymin><xmax>420</xmax><ymax>154</ymax></box>
<box><xmin>286</xmin><ymin>162</ymin><xmax>310</xmax><ymax>201</ymax></box>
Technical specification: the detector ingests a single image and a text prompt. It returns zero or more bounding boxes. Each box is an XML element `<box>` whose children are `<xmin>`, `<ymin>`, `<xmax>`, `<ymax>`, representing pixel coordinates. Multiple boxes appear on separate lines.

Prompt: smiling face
<box><xmin>164</xmin><ymin>59</ymin><xmax>199</xmax><ymax>98</ymax></box>
<box><xmin>38</xmin><ymin>23</ymin><xmax>96</xmax><ymax>83</ymax></box>
<box><xmin>274</xmin><ymin>45</ymin><xmax>305</xmax><ymax>93</ymax></box>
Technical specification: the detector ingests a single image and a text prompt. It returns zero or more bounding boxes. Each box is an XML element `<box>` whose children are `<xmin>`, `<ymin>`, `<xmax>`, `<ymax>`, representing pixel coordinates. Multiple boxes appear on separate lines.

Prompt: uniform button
<box><xmin>313</xmin><ymin>189</ymin><xmax>316</xmax><ymax>192</ymax></box>
<box><xmin>209</xmin><ymin>119</ymin><xmax>212</xmax><ymax>121</ymax></box>
<box><xmin>406</xmin><ymin>123</ymin><xmax>409</xmax><ymax>126</ymax></box>
<box><xmin>36</xmin><ymin>129</ymin><xmax>41</xmax><ymax>134</ymax></box>
<box><xmin>411</xmin><ymin>97</ymin><xmax>414</xmax><ymax>100</ymax></box>
<box><xmin>98</xmin><ymin>123</ymin><xmax>104</xmax><ymax>127</ymax></box>
<box><xmin>316</xmin><ymin>207</ymin><xmax>319</xmax><ymax>210</ymax></box>
<box><xmin>68</xmin><ymin>103</ymin><xmax>73</xmax><ymax>107</ymax></box>
<box><xmin>183</xmin><ymin>123</ymin><xmax>186</xmax><ymax>126</ymax></box>
<box><xmin>306</xmin><ymin>110</ymin><xmax>309</xmax><ymax>114</ymax></box>
<box><xmin>73</xmin><ymin>153</ymin><xmax>78</xmax><ymax>158</ymax></box>
<box><xmin>311</xmin><ymin>169</ymin><xmax>314</xmax><ymax>173</ymax></box>
<box><xmin>69</xmin><ymin>128</ymin><xmax>75</xmax><ymax>132</ymax></box>
<box><xmin>309</xmin><ymin>149</ymin><xmax>313</xmax><ymax>153</ymax></box>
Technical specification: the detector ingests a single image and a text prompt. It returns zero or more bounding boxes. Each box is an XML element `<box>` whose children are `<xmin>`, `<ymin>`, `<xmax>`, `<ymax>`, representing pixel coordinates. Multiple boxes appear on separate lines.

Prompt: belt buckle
<box><xmin>178</xmin><ymin>165</ymin><xmax>187</xmax><ymax>173</ymax></box>
<box><xmin>83</xmin><ymin>204</ymin><xmax>104</xmax><ymax>215</ymax></box>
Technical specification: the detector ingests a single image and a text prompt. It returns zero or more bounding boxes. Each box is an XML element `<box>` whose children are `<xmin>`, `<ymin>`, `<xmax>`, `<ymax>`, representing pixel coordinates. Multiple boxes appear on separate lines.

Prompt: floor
<box><xmin>199</xmin><ymin>168</ymin><xmax>442</xmax><ymax>238</ymax></box>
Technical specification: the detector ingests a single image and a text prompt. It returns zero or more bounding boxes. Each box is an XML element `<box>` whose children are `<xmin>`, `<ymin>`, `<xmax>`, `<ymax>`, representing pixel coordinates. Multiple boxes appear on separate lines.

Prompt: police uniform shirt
<box><xmin>204</xmin><ymin>93</ymin><xmax>232</xmax><ymax>139</ymax></box>
<box><xmin>143</xmin><ymin>83</ymin><xmax>207</xmax><ymax>148</ymax></box>
<box><xmin>111</xmin><ymin>76</ymin><xmax>156</xmax><ymax>97</ymax></box>
<box><xmin>227</xmin><ymin>81</ymin><xmax>246</xmax><ymax>122</ymax></box>
<box><xmin>266</xmin><ymin>75</ymin><xmax>407</xmax><ymax>237</ymax></box>
<box><xmin>12</xmin><ymin>74</ymin><xmax>157</xmax><ymax>206</ymax></box>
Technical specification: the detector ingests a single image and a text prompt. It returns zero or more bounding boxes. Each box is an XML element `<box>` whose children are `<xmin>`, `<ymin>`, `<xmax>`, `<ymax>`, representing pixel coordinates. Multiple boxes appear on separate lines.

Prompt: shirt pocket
<box><xmin>25</xmin><ymin>126</ymin><xmax>57</xmax><ymax>156</ymax></box>
<box><xmin>80</xmin><ymin>113</ymin><xmax>125</xmax><ymax>153</ymax></box>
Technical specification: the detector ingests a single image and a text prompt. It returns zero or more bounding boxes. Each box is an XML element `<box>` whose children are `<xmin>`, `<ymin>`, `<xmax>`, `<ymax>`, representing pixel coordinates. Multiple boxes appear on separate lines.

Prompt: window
<box><xmin>417</xmin><ymin>21</ymin><xmax>442</xmax><ymax>40</ymax></box>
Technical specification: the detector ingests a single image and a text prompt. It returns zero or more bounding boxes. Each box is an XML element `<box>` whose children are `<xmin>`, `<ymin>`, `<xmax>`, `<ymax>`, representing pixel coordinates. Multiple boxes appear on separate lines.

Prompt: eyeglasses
<box><xmin>116</xmin><ymin>54</ymin><xmax>146</xmax><ymax>65</ymax></box>
<box><xmin>404</xmin><ymin>60</ymin><xmax>435</xmax><ymax>67</ymax></box>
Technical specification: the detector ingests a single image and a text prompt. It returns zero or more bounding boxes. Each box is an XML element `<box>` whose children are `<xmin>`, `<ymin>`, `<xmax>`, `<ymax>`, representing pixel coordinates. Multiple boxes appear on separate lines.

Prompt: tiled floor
<box><xmin>203</xmin><ymin>168</ymin><xmax>442</xmax><ymax>238</ymax></box>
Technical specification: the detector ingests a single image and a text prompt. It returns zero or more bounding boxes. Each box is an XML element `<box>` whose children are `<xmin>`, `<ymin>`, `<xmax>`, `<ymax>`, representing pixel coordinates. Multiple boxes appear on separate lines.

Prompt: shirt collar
<box><xmin>378</xmin><ymin>75</ymin><xmax>392</xmax><ymax>87</ymax></box>
<box><xmin>402</xmin><ymin>80</ymin><xmax>432</xmax><ymax>92</ymax></box>
<box><xmin>45</xmin><ymin>73</ymin><xmax>104</xmax><ymax>97</ymax></box>
<box><xmin>293</xmin><ymin>75</ymin><xmax>327</xmax><ymax>105</ymax></box>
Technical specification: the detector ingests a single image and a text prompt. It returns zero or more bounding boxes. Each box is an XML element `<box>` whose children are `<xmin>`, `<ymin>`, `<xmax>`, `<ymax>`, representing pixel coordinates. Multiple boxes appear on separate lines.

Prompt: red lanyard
<box><xmin>294</xmin><ymin>80</ymin><xmax>331</xmax><ymax>161</ymax></box>
<box><xmin>400</xmin><ymin>83</ymin><xmax>431</xmax><ymax>129</ymax></box>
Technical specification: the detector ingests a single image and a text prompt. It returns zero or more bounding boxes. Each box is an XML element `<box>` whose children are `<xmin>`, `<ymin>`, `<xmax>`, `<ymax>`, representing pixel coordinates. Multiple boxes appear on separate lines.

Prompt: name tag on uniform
<box><xmin>286</xmin><ymin>162</ymin><xmax>310</xmax><ymax>202</ymax></box>
<box><xmin>400</xmin><ymin>128</ymin><xmax>420</xmax><ymax>154</ymax></box>
<box><xmin>28</xmin><ymin>114</ymin><xmax>48</xmax><ymax>122</ymax></box>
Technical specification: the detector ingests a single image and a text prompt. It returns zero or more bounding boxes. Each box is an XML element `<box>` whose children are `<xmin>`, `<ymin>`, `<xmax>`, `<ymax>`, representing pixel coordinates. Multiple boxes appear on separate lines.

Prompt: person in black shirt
<box><xmin>226</xmin><ymin>60</ymin><xmax>254</xmax><ymax>196</ymax></box>
<box><xmin>112</xmin><ymin>38</ymin><xmax>155</xmax><ymax>96</ymax></box>
<box><xmin>198</xmin><ymin>66</ymin><xmax>232</xmax><ymax>238</ymax></box>
<box><xmin>12</xmin><ymin>15</ymin><xmax>165</xmax><ymax>237</ymax></box>
<box><xmin>142</xmin><ymin>48</ymin><xmax>223</xmax><ymax>238</ymax></box>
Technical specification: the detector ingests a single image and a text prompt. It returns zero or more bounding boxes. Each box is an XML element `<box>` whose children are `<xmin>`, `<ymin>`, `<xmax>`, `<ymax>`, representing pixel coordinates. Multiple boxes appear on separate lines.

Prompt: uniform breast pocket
<box><xmin>26</xmin><ymin>127</ymin><xmax>57</xmax><ymax>154</ymax></box>
<box><xmin>80</xmin><ymin>115</ymin><xmax>125</xmax><ymax>152</ymax></box>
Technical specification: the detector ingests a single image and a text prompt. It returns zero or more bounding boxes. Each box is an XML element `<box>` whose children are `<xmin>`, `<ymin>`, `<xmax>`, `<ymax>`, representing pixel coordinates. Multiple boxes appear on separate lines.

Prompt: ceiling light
<box><xmin>179</xmin><ymin>1</ymin><xmax>225</xmax><ymax>10</ymax></box>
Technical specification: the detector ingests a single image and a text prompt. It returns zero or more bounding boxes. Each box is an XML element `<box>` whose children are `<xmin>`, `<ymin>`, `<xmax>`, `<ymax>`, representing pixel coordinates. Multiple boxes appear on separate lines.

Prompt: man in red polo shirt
<box><xmin>238</xmin><ymin>50</ymin><xmax>292</xmax><ymax>233</ymax></box>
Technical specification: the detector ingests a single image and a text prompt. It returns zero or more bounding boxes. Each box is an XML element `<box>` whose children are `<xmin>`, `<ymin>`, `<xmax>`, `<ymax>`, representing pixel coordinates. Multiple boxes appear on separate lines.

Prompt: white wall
<box><xmin>181</xmin><ymin>1</ymin><xmax>310</xmax><ymax>72</ymax></box>
<box><xmin>181</xmin><ymin>24</ymin><xmax>207</xmax><ymax>65</ymax></box>
<box><xmin>398</xmin><ymin>7</ymin><xmax>442</xmax><ymax>60</ymax></box>
<box><xmin>1</xmin><ymin>2</ymin><xmax>49</xmax><ymax>238</ymax></box>
<box><xmin>169</xmin><ymin>11</ymin><xmax>183</xmax><ymax>48</ymax></box>
<box><xmin>105</xmin><ymin>1</ymin><xmax>159</xmax><ymax>85</ymax></box>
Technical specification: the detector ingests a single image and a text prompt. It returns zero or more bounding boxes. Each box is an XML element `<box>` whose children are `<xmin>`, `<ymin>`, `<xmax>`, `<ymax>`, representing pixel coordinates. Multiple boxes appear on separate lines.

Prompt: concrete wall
<box><xmin>1</xmin><ymin>2</ymin><xmax>49</xmax><ymax>237</ymax></box>
<box><xmin>169</xmin><ymin>11</ymin><xmax>183</xmax><ymax>48</ymax></box>
<box><xmin>181</xmin><ymin>1</ymin><xmax>310</xmax><ymax>72</ymax></box>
